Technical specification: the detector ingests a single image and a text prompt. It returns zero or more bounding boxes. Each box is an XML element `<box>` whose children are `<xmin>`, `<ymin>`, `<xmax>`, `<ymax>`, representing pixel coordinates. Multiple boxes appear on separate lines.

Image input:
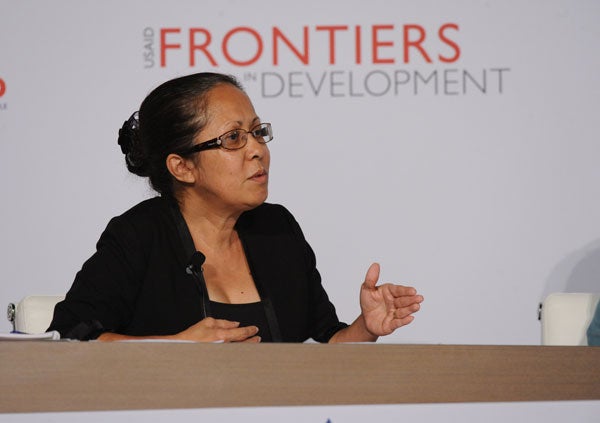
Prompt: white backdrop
<box><xmin>1</xmin><ymin>0</ymin><xmax>599</xmax><ymax>344</ymax></box>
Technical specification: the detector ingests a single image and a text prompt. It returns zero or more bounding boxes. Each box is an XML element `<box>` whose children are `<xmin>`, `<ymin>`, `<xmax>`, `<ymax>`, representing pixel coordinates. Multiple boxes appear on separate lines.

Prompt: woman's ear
<box><xmin>165</xmin><ymin>153</ymin><xmax>196</xmax><ymax>184</ymax></box>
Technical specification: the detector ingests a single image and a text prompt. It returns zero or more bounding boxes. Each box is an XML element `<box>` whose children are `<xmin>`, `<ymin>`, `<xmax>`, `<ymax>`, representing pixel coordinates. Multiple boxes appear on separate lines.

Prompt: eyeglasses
<box><xmin>180</xmin><ymin>122</ymin><xmax>273</xmax><ymax>155</ymax></box>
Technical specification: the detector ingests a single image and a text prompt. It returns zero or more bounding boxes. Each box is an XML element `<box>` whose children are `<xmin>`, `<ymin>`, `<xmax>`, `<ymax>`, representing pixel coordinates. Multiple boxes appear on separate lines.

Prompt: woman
<box><xmin>48</xmin><ymin>72</ymin><xmax>423</xmax><ymax>342</ymax></box>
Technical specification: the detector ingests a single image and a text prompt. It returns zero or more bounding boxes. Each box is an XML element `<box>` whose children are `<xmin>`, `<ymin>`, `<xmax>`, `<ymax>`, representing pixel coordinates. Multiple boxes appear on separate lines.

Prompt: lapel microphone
<box><xmin>186</xmin><ymin>251</ymin><xmax>210</xmax><ymax>317</ymax></box>
<box><xmin>186</xmin><ymin>251</ymin><xmax>206</xmax><ymax>275</ymax></box>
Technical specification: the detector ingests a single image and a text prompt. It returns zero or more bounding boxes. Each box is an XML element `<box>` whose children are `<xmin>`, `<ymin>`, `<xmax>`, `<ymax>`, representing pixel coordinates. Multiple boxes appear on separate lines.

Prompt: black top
<box><xmin>210</xmin><ymin>301</ymin><xmax>273</xmax><ymax>342</ymax></box>
<box><xmin>48</xmin><ymin>197</ymin><xmax>347</xmax><ymax>342</ymax></box>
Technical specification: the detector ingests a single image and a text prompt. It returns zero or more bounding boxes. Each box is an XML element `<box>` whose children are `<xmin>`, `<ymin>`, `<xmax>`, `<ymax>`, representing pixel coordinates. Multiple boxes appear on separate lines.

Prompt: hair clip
<box><xmin>117</xmin><ymin>111</ymin><xmax>140</xmax><ymax>154</ymax></box>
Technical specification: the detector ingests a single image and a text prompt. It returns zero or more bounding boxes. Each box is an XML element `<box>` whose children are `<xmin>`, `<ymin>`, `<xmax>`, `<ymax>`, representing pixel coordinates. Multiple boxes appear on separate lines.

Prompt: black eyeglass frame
<box><xmin>179</xmin><ymin>122</ymin><xmax>273</xmax><ymax>155</ymax></box>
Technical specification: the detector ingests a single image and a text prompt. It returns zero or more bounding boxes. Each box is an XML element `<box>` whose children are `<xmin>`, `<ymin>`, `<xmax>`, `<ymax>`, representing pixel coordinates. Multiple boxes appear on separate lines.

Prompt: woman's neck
<box><xmin>177</xmin><ymin>194</ymin><xmax>242</xmax><ymax>252</ymax></box>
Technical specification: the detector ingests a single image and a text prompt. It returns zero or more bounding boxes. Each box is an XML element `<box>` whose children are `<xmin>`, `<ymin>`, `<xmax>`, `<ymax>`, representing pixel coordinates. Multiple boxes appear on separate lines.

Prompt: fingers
<box><xmin>363</xmin><ymin>266</ymin><xmax>421</xmax><ymax>302</ymax></box>
<box><xmin>241</xmin><ymin>335</ymin><xmax>262</xmax><ymax>343</ymax></box>
<box><xmin>180</xmin><ymin>317</ymin><xmax>259</xmax><ymax>342</ymax></box>
<box><xmin>387</xmin><ymin>298</ymin><xmax>422</xmax><ymax>333</ymax></box>
<box><xmin>392</xmin><ymin>302</ymin><xmax>421</xmax><ymax>319</ymax></box>
<box><xmin>393</xmin><ymin>293</ymin><xmax>424</xmax><ymax>309</ymax></box>
<box><xmin>215</xmin><ymin>324</ymin><xmax>259</xmax><ymax>343</ymax></box>
<box><xmin>391</xmin><ymin>314</ymin><xmax>415</xmax><ymax>330</ymax></box>
<box><xmin>391</xmin><ymin>291</ymin><xmax>423</xmax><ymax>322</ymax></box>
<box><xmin>362</xmin><ymin>262</ymin><xmax>380</xmax><ymax>290</ymax></box>
<box><xmin>388</xmin><ymin>284</ymin><xmax>418</xmax><ymax>297</ymax></box>
<box><xmin>206</xmin><ymin>317</ymin><xmax>241</xmax><ymax>329</ymax></box>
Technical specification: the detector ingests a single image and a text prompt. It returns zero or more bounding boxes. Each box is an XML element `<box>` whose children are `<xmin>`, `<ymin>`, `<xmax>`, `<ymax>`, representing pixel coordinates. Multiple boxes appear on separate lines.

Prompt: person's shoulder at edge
<box><xmin>98</xmin><ymin>196</ymin><xmax>176</xmax><ymax>247</ymax></box>
<box><xmin>105</xmin><ymin>196</ymin><xmax>173</xmax><ymax>227</ymax></box>
<box><xmin>587</xmin><ymin>300</ymin><xmax>600</xmax><ymax>346</ymax></box>
<box><xmin>117</xmin><ymin>196</ymin><xmax>171</xmax><ymax>219</ymax></box>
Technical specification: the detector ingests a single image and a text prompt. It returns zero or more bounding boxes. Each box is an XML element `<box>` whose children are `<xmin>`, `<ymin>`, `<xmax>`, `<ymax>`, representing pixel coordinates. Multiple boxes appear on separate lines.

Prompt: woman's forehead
<box><xmin>205</xmin><ymin>85</ymin><xmax>257</xmax><ymax>122</ymax></box>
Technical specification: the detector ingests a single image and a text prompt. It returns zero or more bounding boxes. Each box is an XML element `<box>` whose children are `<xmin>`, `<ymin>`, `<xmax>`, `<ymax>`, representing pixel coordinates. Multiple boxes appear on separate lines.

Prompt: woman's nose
<box><xmin>245</xmin><ymin>133</ymin><xmax>268</xmax><ymax>158</ymax></box>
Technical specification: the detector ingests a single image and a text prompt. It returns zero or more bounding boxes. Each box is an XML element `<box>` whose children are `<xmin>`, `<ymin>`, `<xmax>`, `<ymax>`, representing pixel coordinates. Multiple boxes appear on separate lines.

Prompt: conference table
<box><xmin>1</xmin><ymin>342</ymin><xmax>598</xmax><ymax>414</ymax></box>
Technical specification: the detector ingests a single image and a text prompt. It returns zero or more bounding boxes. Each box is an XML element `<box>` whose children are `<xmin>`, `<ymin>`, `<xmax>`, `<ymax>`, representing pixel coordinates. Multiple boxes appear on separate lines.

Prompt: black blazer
<box><xmin>48</xmin><ymin>197</ymin><xmax>347</xmax><ymax>342</ymax></box>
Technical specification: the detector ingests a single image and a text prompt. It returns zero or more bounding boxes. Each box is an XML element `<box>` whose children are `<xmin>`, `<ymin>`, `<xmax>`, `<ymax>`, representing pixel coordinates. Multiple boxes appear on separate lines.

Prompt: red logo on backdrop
<box><xmin>142</xmin><ymin>23</ymin><xmax>510</xmax><ymax>98</ymax></box>
<box><xmin>0</xmin><ymin>78</ymin><xmax>6</xmax><ymax>98</ymax></box>
<box><xmin>153</xmin><ymin>24</ymin><xmax>460</xmax><ymax>67</ymax></box>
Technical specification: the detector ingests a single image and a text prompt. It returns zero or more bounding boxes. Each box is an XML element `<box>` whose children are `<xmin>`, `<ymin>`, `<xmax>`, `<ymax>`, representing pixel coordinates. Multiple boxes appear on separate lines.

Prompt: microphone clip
<box><xmin>186</xmin><ymin>251</ymin><xmax>206</xmax><ymax>275</ymax></box>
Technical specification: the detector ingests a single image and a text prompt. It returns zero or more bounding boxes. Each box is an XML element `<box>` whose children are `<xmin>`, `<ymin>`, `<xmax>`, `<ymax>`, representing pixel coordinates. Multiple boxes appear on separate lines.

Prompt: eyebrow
<box><xmin>227</xmin><ymin>117</ymin><xmax>261</xmax><ymax>129</ymax></box>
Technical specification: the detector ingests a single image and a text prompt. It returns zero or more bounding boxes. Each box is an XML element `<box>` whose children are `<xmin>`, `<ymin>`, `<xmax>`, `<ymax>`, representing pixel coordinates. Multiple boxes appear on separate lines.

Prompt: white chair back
<box><xmin>7</xmin><ymin>295</ymin><xmax>65</xmax><ymax>334</ymax></box>
<box><xmin>540</xmin><ymin>292</ymin><xmax>600</xmax><ymax>345</ymax></box>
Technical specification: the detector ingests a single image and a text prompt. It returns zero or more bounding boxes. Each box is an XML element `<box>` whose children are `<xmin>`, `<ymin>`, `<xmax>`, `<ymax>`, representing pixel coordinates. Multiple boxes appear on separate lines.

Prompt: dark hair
<box><xmin>117</xmin><ymin>72</ymin><xmax>244</xmax><ymax>197</ymax></box>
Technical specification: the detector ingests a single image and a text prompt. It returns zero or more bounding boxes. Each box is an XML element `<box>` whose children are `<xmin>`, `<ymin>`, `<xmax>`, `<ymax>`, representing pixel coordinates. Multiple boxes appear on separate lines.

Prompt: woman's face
<box><xmin>190</xmin><ymin>84</ymin><xmax>270</xmax><ymax>214</ymax></box>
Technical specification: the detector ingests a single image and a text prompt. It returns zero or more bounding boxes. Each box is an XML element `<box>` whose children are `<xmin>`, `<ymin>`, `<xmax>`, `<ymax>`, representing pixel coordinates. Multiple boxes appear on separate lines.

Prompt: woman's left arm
<box><xmin>329</xmin><ymin>263</ymin><xmax>424</xmax><ymax>343</ymax></box>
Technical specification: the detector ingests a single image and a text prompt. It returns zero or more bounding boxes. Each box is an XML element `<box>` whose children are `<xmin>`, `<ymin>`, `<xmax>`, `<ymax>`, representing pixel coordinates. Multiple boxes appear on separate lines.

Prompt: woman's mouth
<box><xmin>249</xmin><ymin>169</ymin><xmax>268</xmax><ymax>182</ymax></box>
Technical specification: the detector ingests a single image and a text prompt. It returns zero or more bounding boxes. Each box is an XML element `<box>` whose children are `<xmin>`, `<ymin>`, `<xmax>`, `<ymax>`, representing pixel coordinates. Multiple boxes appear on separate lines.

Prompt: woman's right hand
<box><xmin>176</xmin><ymin>317</ymin><xmax>260</xmax><ymax>343</ymax></box>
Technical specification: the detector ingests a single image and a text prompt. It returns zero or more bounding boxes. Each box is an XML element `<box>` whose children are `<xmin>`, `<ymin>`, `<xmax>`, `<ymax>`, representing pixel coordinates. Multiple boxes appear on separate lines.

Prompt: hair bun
<box><xmin>117</xmin><ymin>111</ymin><xmax>139</xmax><ymax>155</ymax></box>
<box><xmin>117</xmin><ymin>111</ymin><xmax>148</xmax><ymax>175</ymax></box>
